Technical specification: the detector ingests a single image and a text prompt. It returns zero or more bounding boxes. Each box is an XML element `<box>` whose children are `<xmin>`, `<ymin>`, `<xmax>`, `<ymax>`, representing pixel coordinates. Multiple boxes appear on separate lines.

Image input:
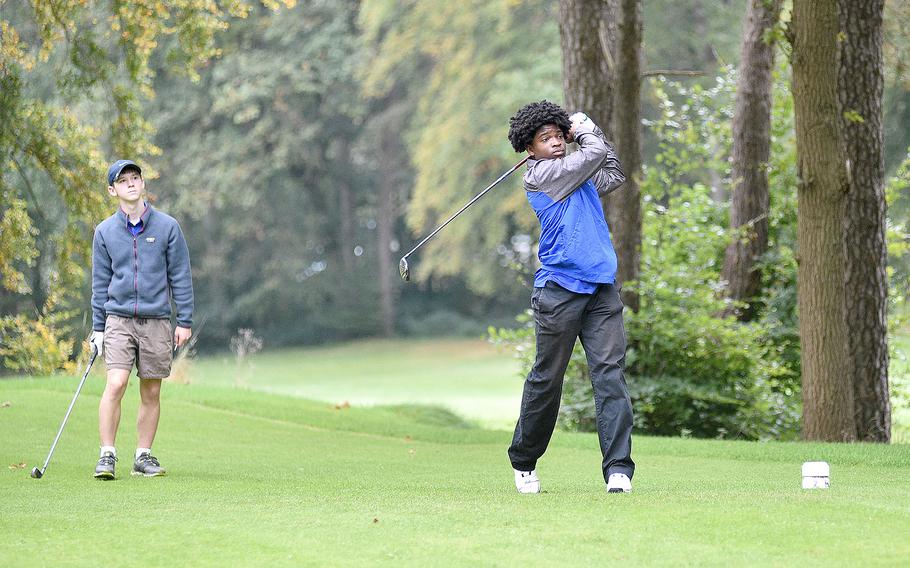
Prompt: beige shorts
<box><xmin>104</xmin><ymin>315</ymin><xmax>173</xmax><ymax>379</ymax></box>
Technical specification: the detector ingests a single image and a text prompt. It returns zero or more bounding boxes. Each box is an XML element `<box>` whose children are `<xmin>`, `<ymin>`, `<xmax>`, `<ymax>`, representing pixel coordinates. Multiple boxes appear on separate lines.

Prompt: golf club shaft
<box><xmin>401</xmin><ymin>157</ymin><xmax>528</xmax><ymax>260</ymax></box>
<box><xmin>38</xmin><ymin>348</ymin><xmax>97</xmax><ymax>474</ymax></box>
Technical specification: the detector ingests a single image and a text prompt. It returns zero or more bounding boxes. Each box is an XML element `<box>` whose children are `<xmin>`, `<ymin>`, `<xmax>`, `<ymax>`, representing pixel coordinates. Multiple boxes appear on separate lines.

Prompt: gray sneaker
<box><xmin>132</xmin><ymin>452</ymin><xmax>166</xmax><ymax>477</ymax></box>
<box><xmin>94</xmin><ymin>451</ymin><xmax>117</xmax><ymax>479</ymax></box>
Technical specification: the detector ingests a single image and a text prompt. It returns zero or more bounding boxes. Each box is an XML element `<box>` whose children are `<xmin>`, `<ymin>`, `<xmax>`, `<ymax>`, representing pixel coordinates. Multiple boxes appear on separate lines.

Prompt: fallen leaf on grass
<box><xmin>373</xmin><ymin>518</ymin><xmax>379</xmax><ymax>524</ymax></box>
<box><xmin>9</xmin><ymin>463</ymin><xmax>26</xmax><ymax>470</ymax></box>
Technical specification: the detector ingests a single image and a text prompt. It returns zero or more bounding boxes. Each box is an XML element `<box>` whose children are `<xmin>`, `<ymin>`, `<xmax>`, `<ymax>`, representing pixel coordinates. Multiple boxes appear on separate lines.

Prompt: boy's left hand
<box><xmin>174</xmin><ymin>326</ymin><xmax>192</xmax><ymax>350</ymax></box>
<box><xmin>568</xmin><ymin>112</ymin><xmax>596</xmax><ymax>143</ymax></box>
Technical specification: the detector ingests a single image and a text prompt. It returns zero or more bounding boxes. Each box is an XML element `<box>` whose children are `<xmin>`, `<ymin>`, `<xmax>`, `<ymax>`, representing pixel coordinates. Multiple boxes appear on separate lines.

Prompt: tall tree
<box><xmin>721</xmin><ymin>0</ymin><xmax>783</xmax><ymax>321</ymax></box>
<box><xmin>837</xmin><ymin>0</ymin><xmax>890</xmax><ymax>442</ymax></box>
<box><xmin>789</xmin><ymin>0</ymin><xmax>856</xmax><ymax>441</ymax></box>
<box><xmin>365</xmin><ymin>100</ymin><xmax>412</xmax><ymax>337</ymax></box>
<box><xmin>609</xmin><ymin>0</ymin><xmax>643</xmax><ymax>311</ymax></box>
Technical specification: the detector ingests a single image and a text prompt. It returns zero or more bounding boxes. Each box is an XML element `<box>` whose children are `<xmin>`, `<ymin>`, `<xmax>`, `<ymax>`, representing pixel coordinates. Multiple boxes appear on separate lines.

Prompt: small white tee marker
<box><xmin>802</xmin><ymin>461</ymin><xmax>830</xmax><ymax>489</ymax></box>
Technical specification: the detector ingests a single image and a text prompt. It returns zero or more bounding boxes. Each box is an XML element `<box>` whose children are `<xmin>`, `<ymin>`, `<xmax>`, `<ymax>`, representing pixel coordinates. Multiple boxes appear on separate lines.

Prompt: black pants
<box><xmin>509</xmin><ymin>281</ymin><xmax>635</xmax><ymax>481</ymax></box>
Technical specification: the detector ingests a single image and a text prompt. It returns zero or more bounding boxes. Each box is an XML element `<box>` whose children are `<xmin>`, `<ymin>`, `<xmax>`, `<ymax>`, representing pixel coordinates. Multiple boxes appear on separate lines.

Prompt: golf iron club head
<box><xmin>399</xmin><ymin>257</ymin><xmax>410</xmax><ymax>281</ymax></box>
<box><xmin>30</xmin><ymin>467</ymin><xmax>43</xmax><ymax>479</ymax></box>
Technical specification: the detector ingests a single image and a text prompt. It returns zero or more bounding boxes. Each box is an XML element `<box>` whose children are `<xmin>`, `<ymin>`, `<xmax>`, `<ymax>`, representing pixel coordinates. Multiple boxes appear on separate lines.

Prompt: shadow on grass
<box><xmin>381</xmin><ymin>404</ymin><xmax>477</xmax><ymax>429</ymax></box>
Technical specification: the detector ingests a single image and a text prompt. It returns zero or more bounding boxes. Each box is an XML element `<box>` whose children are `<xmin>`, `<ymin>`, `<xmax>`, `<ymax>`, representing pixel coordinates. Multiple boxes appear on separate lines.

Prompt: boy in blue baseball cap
<box><xmin>90</xmin><ymin>159</ymin><xmax>194</xmax><ymax>479</ymax></box>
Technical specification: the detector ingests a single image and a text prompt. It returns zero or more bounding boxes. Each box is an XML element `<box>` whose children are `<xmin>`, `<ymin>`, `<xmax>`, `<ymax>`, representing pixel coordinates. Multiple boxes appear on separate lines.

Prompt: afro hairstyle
<box><xmin>507</xmin><ymin>100</ymin><xmax>572</xmax><ymax>153</ymax></box>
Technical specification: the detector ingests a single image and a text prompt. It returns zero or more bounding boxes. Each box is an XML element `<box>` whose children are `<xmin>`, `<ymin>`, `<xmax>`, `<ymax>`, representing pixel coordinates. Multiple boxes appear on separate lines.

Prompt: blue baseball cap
<box><xmin>107</xmin><ymin>160</ymin><xmax>142</xmax><ymax>185</ymax></box>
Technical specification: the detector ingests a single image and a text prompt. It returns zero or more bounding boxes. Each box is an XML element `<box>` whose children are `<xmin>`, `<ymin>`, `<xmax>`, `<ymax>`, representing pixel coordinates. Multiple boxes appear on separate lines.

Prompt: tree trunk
<box><xmin>337</xmin><ymin>140</ymin><xmax>356</xmax><ymax>272</ymax></box>
<box><xmin>372</xmin><ymin>102</ymin><xmax>410</xmax><ymax>338</ymax></box>
<box><xmin>691</xmin><ymin>0</ymin><xmax>717</xmax><ymax>68</ymax></box>
<box><xmin>721</xmin><ymin>0</ymin><xmax>782</xmax><ymax>321</ymax></box>
<box><xmin>560</xmin><ymin>0</ymin><xmax>647</xmax><ymax>308</ymax></box>
<box><xmin>559</xmin><ymin>0</ymin><xmax>617</xmax><ymax>138</ymax></box>
<box><xmin>607</xmin><ymin>0</ymin><xmax>642</xmax><ymax>312</ymax></box>
<box><xmin>837</xmin><ymin>0</ymin><xmax>890</xmax><ymax>442</ymax></box>
<box><xmin>376</xmin><ymin>162</ymin><xmax>397</xmax><ymax>337</ymax></box>
<box><xmin>790</xmin><ymin>0</ymin><xmax>856</xmax><ymax>441</ymax></box>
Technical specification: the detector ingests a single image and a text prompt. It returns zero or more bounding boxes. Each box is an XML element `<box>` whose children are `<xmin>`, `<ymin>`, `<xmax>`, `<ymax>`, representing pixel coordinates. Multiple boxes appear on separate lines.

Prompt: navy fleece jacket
<box><xmin>91</xmin><ymin>204</ymin><xmax>194</xmax><ymax>331</ymax></box>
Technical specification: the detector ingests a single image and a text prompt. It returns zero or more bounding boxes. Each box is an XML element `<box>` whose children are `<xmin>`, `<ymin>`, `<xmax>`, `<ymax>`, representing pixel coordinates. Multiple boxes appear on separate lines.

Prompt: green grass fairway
<box><xmin>187</xmin><ymin>339</ymin><xmax>522</xmax><ymax>428</ymax></box>
<box><xmin>3</xmin><ymin>376</ymin><xmax>909</xmax><ymax>566</ymax></box>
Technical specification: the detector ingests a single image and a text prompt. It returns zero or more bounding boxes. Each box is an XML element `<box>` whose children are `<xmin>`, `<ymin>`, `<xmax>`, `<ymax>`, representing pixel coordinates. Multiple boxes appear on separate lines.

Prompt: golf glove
<box><xmin>89</xmin><ymin>331</ymin><xmax>103</xmax><ymax>356</ymax></box>
<box><xmin>569</xmin><ymin>111</ymin><xmax>596</xmax><ymax>130</ymax></box>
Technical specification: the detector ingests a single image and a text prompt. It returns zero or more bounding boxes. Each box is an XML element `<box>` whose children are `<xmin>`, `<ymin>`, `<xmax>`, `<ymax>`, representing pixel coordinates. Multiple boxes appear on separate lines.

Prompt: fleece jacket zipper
<box><xmin>133</xmin><ymin>235</ymin><xmax>139</xmax><ymax>316</ymax></box>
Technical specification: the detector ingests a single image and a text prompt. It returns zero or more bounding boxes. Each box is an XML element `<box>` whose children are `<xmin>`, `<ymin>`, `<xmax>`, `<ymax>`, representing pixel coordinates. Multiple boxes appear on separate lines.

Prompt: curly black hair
<box><xmin>507</xmin><ymin>100</ymin><xmax>572</xmax><ymax>153</ymax></box>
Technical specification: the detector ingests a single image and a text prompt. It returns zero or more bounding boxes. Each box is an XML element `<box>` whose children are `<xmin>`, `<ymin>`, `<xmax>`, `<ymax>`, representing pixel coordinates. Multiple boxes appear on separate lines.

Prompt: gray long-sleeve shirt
<box><xmin>523</xmin><ymin>124</ymin><xmax>625</xmax><ymax>202</ymax></box>
<box><xmin>91</xmin><ymin>204</ymin><xmax>194</xmax><ymax>330</ymax></box>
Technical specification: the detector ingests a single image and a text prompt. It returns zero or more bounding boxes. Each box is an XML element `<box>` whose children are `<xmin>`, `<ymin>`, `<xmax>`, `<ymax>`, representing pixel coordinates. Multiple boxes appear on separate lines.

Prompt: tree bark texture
<box><xmin>559</xmin><ymin>0</ymin><xmax>617</xmax><ymax>137</ymax></box>
<box><xmin>607</xmin><ymin>0</ymin><xmax>642</xmax><ymax>311</ymax></box>
<box><xmin>790</xmin><ymin>0</ymin><xmax>856</xmax><ymax>441</ymax></box>
<box><xmin>837</xmin><ymin>0</ymin><xmax>890</xmax><ymax>442</ymax></box>
<box><xmin>721</xmin><ymin>0</ymin><xmax>782</xmax><ymax>321</ymax></box>
<box><xmin>559</xmin><ymin>0</ymin><xmax>650</xmax><ymax>309</ymax></box>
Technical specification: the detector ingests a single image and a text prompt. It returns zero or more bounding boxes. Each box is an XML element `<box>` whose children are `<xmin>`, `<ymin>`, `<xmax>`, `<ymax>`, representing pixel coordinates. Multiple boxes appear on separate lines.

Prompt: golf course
<box><xmin>3</xmin><ymin>339</ymin><xmax>909</xmax><ymax>566</ymax></box>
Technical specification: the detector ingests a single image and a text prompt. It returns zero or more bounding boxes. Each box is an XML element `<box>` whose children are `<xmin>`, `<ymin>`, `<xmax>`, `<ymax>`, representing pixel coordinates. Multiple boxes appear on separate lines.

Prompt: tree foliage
<box><xmin>148</xmin><ymin>0</ymin><xmax>384</xmax><ymax>347</ymax></box>
<box><xmin>360</xmin><ymin>0</ymin><xmax>563</xmax><ymax>296</ymax></box>
<box><xmin>0</xmin><ymin>0</ymin><xmax>293</xmax><ymax>372</ymax></box>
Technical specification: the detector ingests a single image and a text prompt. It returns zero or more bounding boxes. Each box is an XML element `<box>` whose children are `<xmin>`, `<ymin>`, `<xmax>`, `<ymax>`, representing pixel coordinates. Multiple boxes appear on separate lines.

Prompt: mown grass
<box><xmin>185</xmin><ymin>338</ymin><xmax>522</xmax><ymax>428</ymax></box>
<box><xmin>2</xmin><ymin>374</ymin><xmax>909</xmax><ymax>567</ymax></box>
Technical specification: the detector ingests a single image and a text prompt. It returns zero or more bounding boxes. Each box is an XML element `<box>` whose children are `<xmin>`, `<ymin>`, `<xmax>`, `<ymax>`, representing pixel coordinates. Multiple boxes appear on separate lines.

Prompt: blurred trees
<box><xmin>360</xmin><ymin>0</ymin><xmax>562</xmax><ymax>298</ymax></box>
<box><xmin>148</xmin><ymin>0</ymin><xmax>385</xmax><ymax>348</ymax></box>
<box><xmin>0</xmin><ymin>0</ymin><xmax>294</xmax><ymax>372</ymax></box>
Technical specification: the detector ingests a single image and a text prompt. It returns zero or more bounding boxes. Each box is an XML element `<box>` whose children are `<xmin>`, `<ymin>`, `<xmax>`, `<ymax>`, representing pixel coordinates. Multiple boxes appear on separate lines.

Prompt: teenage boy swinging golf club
<box><xmin>90</xmin><ymin>160</ymin><xmax>194</xmax><ymax>479</ymax></box>
<box><xmin>506</xmin><ymin>100</ymin><xmax>634</xmax><ymax>494</ymax></box>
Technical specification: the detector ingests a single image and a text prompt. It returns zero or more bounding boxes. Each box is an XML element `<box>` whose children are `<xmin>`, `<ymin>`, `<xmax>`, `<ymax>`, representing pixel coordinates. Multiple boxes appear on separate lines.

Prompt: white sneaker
<box><xmin>514</xmin><ymin>468</ymin><xmax>540</xmax><ymax>494</ymax></box>
<box><xmin>607</xmin><ymin>473</ymin><xmax>632</xmax><ymax>493</ymax></box>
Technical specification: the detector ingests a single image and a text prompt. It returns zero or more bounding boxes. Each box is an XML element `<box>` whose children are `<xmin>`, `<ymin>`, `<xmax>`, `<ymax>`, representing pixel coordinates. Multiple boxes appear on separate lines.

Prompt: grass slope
<box><xmin>2</xmin><ymin>376</ymin><xmax>909</xmax><ymax>567</ymax></box>
<box><xmin>186</xmin><ymin>339</ymin><xmax>522</xmax><ymax>428</ymax></box>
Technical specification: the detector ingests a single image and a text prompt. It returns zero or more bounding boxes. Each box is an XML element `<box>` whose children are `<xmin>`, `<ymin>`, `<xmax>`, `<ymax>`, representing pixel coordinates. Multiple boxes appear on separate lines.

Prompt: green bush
<box><xmin>492</xmin><ymin>68</ymin><xmax>803</xmax><ymax>441</ymax></box>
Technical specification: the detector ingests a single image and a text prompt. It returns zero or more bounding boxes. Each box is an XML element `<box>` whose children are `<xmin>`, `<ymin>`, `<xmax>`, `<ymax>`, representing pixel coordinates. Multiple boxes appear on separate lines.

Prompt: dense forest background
<box><xmin>2</xmin><ymin>0</ymin><xmax>909</xmax><ymax>440</ymax></box>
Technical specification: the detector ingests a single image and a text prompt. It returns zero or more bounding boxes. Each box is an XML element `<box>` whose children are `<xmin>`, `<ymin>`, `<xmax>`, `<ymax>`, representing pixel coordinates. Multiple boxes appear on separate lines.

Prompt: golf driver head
<box><xmin>30</xmin><ymin>467</ymin><xmax>43</xmax><ymax>479</ymax></box>
<box><xmin>399</xmin><ymin>257</ymin><xmax>410</xmax><ymax>281</ymax></box>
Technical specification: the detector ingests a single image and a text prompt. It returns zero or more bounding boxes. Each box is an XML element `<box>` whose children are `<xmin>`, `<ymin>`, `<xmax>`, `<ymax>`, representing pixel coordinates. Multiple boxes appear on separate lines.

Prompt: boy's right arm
<box><xmin>91</xmin><ymin>229</ymin><xmax>113</xmax><ymax>332</ymax></box>
<box><xmin>525</xmin><ymin>124</ymin><xmax>610</xmax><ymax>202</ymax></box>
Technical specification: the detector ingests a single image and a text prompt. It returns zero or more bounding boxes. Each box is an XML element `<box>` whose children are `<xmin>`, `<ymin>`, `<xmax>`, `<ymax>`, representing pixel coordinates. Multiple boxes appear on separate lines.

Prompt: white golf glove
<box><xmin>569</xmin><ymin>111</ymin><xmax>596</xmax><ymax>130</ymax></box>
<box><xmin>89</xmin><ymin>331</ymin><xmax>104</xmax><ymax>356</ymax></box>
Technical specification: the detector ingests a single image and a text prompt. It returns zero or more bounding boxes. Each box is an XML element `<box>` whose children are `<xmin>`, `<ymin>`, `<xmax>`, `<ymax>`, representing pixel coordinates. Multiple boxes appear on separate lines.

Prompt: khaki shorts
<box><xmin>104</xmin><ymin>315</ymin><xmax>173</xmax><ymax>379</ymax></box>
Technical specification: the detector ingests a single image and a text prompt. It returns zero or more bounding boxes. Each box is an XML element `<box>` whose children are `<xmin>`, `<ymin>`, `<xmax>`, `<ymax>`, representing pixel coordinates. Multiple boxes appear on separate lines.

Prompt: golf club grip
<box><xmin>402</xmin><ymin>157</ymin><xmax>528</xmax><ymax>259</ymax></box>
